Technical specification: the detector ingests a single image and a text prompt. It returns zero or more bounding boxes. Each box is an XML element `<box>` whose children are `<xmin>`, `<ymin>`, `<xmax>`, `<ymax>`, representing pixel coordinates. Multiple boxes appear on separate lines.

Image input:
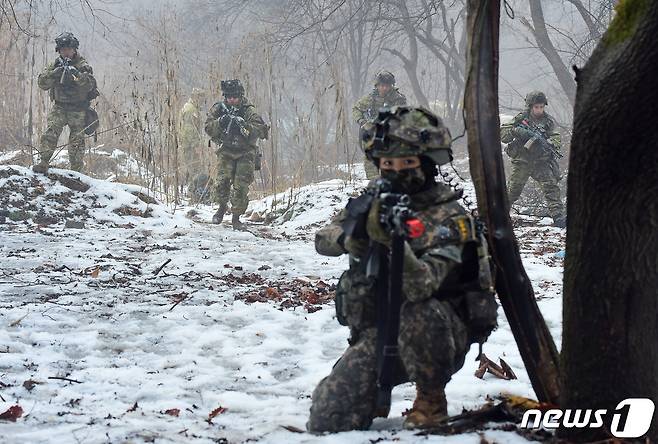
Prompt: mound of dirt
<box><xmin>0</xmin><ymin>166</ymin><xmax>188</xmax><ymax>231</ymax></box>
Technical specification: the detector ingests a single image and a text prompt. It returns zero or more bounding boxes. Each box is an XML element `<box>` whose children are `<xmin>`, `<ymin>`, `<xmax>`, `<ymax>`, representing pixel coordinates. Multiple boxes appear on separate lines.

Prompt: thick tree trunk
<box><xmin>464</xmin><ymin>0</ymin><xmax>560</xmax><ymax>404</ymax></box>
<box><xmin>560</xmin><ymin>1</ymin><xmax>658</xmax><ymax>442</ymax></box>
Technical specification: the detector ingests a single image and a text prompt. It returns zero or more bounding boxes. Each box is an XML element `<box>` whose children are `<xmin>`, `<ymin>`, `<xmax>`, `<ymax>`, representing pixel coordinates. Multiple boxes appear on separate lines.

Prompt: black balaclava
<box><xmin>379</xmin><ymin>157</ymin><xmax>437</xmax><ymax>195</ymax></box>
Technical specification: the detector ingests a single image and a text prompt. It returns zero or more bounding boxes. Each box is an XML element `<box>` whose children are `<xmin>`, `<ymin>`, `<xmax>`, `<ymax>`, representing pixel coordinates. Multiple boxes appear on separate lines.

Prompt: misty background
<box><xmin>0</xmin><ymin>0</ymin><xmax>615</xmax><ymax>201</ymax></box>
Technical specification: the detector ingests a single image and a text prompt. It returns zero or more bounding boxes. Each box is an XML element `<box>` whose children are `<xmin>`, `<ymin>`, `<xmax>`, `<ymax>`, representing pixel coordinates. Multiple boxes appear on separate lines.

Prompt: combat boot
<box><xmin>211</xmin><ymin>206</ymin><xmax>226</xmax><ymax>224</ymax></box>
<box><xmin>32</xmin><ymin>163</ymin><xmax>49</xmax><ymax>175</ymax></box>
<box><xmin>403</xmin><ymin>385</ymin><xmax>448</xmax><ymax>430</ymax></box>
<box><xmin>232</xmin><ymin>213</ymin><xmax>245</xmax><ymax>230</ymax></box>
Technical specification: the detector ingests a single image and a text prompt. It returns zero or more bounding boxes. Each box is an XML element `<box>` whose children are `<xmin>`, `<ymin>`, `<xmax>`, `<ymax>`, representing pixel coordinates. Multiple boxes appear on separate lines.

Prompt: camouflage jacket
<box><xmin>204</xmin><ymin>99</ymin><xmax>268</xmax><ymax>159</ymax></box>
<box><xmin>38</xmin><ymin>54</ymin><xmax>97</xmax><ymax>108</ymax></box>
<box><xmin>500</xmin><ymin>111</ymin><xmax>561</xmax><ymax>160</ymax></box>
<box><xmin>316</xmin><ymin>183</ymin><xmax>475</xmax><ymax>331</ymax></box>
<box><xmin>352</xmin><ymin>88</ymin><xmax>407</xmax><ymax>126</ymax></box>
<box><xmin>179</xmin><ymin>99</ymin><xmax>203</xmax><ymax>147</ymax></box>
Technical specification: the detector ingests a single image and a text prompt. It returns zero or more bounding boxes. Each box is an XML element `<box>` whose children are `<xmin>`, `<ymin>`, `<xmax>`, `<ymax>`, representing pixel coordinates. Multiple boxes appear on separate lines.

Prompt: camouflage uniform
<box><xmin>308</xmin><ymin>106</ymin><xmax>496</xmax><ymax>433</ymax></box>
<box><xmin>178</xmin><ymin>89</ymin><xmax>205</xmax><ymax>186</ymax></box>
<box><xmin>352</xmin><ymin>72</ymin><xmax>407</xmax><ymax>179</ymax></box>
<box><xmin>37</xmin><ymin>33</ymin><xmax>97</xmax><ymax>172</ymax></box>
<box><xmin>204</xmin><ymin>80</ymin><xmax>268</xmax><ymax>221</ymax></box>
<box><xmin>501</xmin><ymin>91</ymin><xmax>565</xmax><ymax>224</ymax></box>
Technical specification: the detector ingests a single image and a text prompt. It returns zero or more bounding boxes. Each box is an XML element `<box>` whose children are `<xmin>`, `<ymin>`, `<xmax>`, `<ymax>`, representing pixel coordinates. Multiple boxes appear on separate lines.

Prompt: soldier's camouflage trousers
<box><xmin>215</xmin><ymin>151</ymin><xmax>255</xmax><ymax>216</ymax></box>
<box><xmin>307</xmin><ymin>298</ymin><xmax>469</xmax><ymax>433</ymax></box>
<box><xmin>179</xmin><ymin>141</ymin><xmax>203</xmax><ymax>188</ymax></box>
<box><xmin>507</xmin><ymin>156</ymin><xmax>565</xmax><ymax>219</ymax></box>
<box><xmin>39</xmin><ymin>103</ymin><xmax>87</xmax><ymax>172</ymax></box>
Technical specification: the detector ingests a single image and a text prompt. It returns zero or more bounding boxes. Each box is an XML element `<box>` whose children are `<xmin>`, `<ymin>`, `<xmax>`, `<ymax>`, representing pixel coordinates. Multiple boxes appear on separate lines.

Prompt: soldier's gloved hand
<box><xmin>366</xmin><ymin>201</ymin><xmax>391</xmax><ymax>247</ymax></box>
<box><xmin>344</xmin><ymin>236</ymin><xmax>369</xmax><ymax>258</ymax></box>
<box><xmin>219</xmin><ymin>114</ymin><xmax>232</xmax><ymax>127</ymax></box>
<box><xmin>513</xmin><ymin>126</ymin><xmax>534</xmax><ymax>140</ymax></box>
<box><xmin>68</xmin><ymin>66</ymin><xmax>80</xmax><ymax>77</ymax></box>
<box><xmin>54</xmin><ymin>58</ymin><xmax>65</xmax><ymax>68</ymax></box>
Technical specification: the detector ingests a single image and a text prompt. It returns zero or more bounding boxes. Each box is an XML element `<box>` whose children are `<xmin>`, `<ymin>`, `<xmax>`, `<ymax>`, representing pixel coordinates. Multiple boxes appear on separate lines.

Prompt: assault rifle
<box><xmin>363</xmin><ymin>101</ymin><xmax>392</xmax><ymax>124</ymax></box>
<box><xmin>342</xmin><ymin>178</ymin><xmax>425</xmax><ymax>414</ymax></box>
<box><xmin>517</xmin><ymin>119</ymin><xmax>563</xmax><ymax>159</ymax></box>
<box><xmin>56</xmin><ymin>57</ymin><xmax>79</xmax><ymax>85</ymax></box>
<box><xmin>219</xmin><ymin>102</ymin><xmax>249</xmax><ymax>138</ymax></box>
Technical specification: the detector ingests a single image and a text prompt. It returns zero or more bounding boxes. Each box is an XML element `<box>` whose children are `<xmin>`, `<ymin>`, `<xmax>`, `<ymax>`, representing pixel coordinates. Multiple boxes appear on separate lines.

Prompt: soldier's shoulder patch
<box><xmin>432</xmin><ymin>214</ymin><xmax>476</xmax><ymax>245</ymax></box>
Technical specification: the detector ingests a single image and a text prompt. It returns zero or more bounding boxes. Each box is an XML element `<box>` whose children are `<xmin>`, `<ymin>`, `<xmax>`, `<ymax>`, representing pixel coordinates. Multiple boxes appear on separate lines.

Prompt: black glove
<box><xmin>54</xmin><ymin>58</ymin><xmax>65</xmax><ymax>68</ymax></box>
<box><xmin>219</xmin><ymin>114</ymin><xmax>232</xmax><ymax>127</ymax></box>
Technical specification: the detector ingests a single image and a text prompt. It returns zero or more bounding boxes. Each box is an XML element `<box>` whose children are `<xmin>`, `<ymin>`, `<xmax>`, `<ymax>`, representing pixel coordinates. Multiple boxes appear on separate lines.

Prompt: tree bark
<box><xmin>464</xmin><ymin>0</ymin><xmax>561</xmax><ymax>404</ymax></box>
<box><xmin>560</xmin><ymin>1</ymin><xmax>658</xmax><ymax>441</ymax></box>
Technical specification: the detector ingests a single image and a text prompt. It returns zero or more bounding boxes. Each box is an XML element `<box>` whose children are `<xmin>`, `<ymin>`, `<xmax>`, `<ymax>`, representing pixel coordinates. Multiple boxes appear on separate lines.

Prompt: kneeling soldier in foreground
<box><xmin>308</xmin><ymin>106</ymin><xmax>497</xmax><ymax>432</ymax></box>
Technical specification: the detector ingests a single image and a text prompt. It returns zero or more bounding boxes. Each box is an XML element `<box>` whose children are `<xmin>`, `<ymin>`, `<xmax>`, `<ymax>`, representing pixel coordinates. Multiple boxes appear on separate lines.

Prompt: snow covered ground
<box><xmin>0</xmin><ymin>165</ymin><xmax>564</xmax><ymax>443</ymax></box>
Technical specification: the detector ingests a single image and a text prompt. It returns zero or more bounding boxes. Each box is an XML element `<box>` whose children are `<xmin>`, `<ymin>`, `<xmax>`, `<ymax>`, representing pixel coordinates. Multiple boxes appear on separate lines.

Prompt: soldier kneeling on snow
<box><xmin>307</xmin><ymin>106</ymin><xmax>497</xmax><ymax>432</ymax></box>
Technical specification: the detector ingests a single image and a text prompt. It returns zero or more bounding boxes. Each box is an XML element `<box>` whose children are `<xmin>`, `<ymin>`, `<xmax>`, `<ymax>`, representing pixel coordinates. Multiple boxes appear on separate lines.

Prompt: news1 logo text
<box><xmin>521</xmin><ymin>398</ymin><xmax>655</xmax><ymax>438</ymax></box>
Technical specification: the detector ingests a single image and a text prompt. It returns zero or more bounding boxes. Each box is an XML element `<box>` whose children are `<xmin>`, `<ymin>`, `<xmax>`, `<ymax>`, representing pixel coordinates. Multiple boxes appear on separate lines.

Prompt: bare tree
<box><xmin>518</xmin><ymin>0</ymin><xmax>615</xmax><ymax>105</ymax></box>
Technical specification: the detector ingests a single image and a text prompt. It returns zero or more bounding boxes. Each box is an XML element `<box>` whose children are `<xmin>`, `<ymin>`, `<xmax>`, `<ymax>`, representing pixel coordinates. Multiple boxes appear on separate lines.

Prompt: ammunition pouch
<box><xmin>504</xmin><ymin>140</ymin><xmax>522</xmax><ymax>159</ymax></box>
<box><xmin>334</xmin><ymin>267</ymin><xmax>375</xmax><ymax>329</ymax></box>
<box><xmin>461</xmin><ymin>289</ymin><xmax>498</xmax><ymax>344</ymax></box>
<box><xmin>440</xmin><ymin>215</ymin><xmax>497</xmax><ymax>344</ymax></box>
<box><xmin>84</xmin><ymin>107</ymin><xmax>99</xmax><ymax>136</ymax></box>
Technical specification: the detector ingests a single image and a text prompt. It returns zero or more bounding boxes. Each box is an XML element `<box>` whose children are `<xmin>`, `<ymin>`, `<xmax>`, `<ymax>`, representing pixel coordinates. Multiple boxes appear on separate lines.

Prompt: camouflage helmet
<box><xmin>221</xmin><ymin>79</ymin><xmax>244</xmax><ymax>97</ymax></box>
<box><xmin>374</xmin><ymin>70</ymin><xmax>396</xmax><ymax>86</ymax></box>
<box><xmin>361</xmin><ymin>106</ymin><xmax>452</xmax><ymax>166</ymax></box>
<box><xmin>55</xmin><ymin>32</ymin><xmax>79</xmax><ymax>51</ymax></box>
<box><xmin>525</xmin><ymin>90</ymin><xmax>548</xmax><ymax>107</ymax></box>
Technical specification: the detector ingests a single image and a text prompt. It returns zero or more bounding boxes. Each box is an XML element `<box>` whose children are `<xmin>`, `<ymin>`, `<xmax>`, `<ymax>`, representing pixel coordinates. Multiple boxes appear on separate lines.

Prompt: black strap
<box><xmin>375</xmin><ymin>233</ymin><xmax>404</xmax><ymax>411</ymax></box>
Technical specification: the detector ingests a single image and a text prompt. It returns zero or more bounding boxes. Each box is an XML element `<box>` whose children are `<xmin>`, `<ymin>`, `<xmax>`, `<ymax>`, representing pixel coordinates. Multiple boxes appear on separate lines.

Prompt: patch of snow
<box><xmin>0</xmin><ymin>165</ymin><xmax>564</xmax><ymax>443</ymax></box>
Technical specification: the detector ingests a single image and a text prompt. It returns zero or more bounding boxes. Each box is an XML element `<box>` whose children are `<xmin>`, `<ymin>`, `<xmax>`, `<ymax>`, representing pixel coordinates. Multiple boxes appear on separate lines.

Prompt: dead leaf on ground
<box><xmin>0</xmin><ymin>405</ymin><xmax>23</xmax><ymax>422</ymax></box>
<box><xmin>265</xmin><ymin>287</ymin><xmax>281</xmax><ymax>299</ymax></box>
<box><xmin>23</xmin><ymin>379</ymin><xmax>42</xmax><ymax>391</ymax></box>
<box><xmin>90</xmin><ymin>267</ymin><xmax>100</xmax><ymax>278</ymax></box>
<box><xmin>164</xmin><ymin>408</ymin><xmax>180</xmax><ymax>417</ymax></box>
<box><xmin>126</xmin><ymin>402</ymin><xmax>138</xmax><ymax>412</ymax></box>
<box><xmin>207</xmin><ymin>406</ymin><xmax>227</xmax><ymax>423</ymax></box>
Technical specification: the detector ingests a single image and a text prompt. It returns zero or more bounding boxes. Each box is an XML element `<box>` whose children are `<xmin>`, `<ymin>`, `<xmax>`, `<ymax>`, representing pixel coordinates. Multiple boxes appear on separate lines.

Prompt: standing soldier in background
<box><xmin>178</xmin><ymin>88</ymin><xmax>205</xmax><ymax>192</ymax></box>
<box><xmin>35</xmin><ymin>32</ymin><xmax>98</xmax><ymax>174</ymax></box>
<box><xmin>352</xmin><ymin>71</ymin><xmax>407</xmax><ymax>179</ymax></box>
<box><xmin>205</xmin><ymin>79</ymin><xmax>269</xmax><ymax>229</ymax></box>
<box><xmin>501</xmin><ymin>91</ymin><xmax>566</xmax><ymax>227</ymax></box>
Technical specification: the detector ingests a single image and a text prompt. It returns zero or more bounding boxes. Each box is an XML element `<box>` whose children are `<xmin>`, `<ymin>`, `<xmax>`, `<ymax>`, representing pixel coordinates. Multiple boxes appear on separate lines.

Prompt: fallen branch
<box><xmin>9</xmin><ymin>311</ymin><xmax>29</xmax><ymax>327</ymax></box>
<box><xmin>152</xmin><ymin>258</ymin><xmax>172</xmax><ymax>276</ymax></box>
<box><xmin>48</xmin><ymin>376</ymin><xmax>82</xmax><ymax>384</ymax></box>
<box><xmin>169</xmin><ymin>295</ymin><xmax>188</xmax><ymax>311</ymax></box>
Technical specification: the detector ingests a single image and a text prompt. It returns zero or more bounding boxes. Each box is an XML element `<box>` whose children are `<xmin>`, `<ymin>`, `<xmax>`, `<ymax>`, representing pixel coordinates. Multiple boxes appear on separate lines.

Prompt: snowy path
<box><xmin>0</xmin><ymin>167</ymin><xmax>564</xmax><ymax>443</ymax></box>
